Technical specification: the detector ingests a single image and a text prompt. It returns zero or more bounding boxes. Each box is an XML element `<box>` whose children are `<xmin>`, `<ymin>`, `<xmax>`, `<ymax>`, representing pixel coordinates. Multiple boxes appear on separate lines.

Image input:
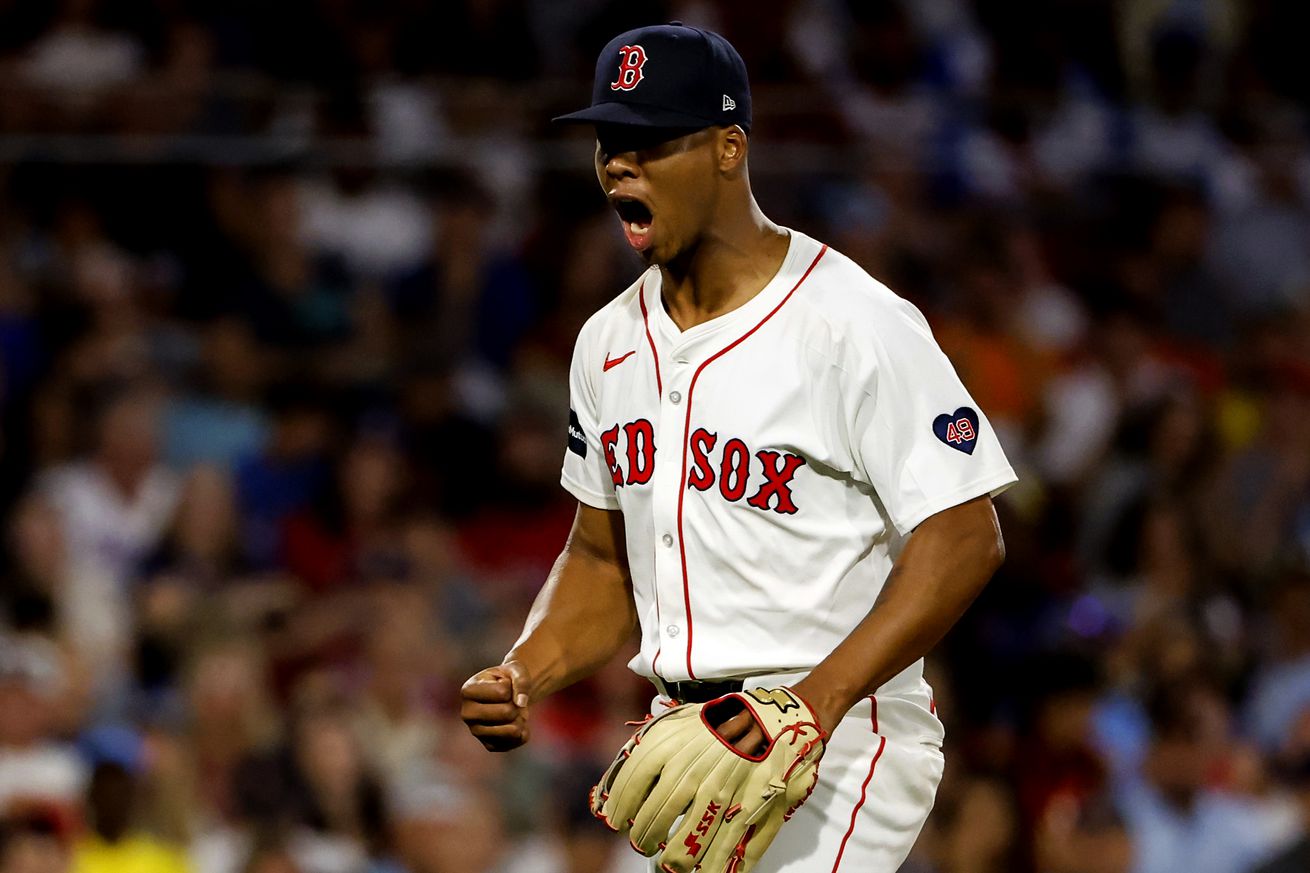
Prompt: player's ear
<box><xmin>718</xmin><ymin>125</ymin><xmax>748</xmax><ymax>175</ymax></box>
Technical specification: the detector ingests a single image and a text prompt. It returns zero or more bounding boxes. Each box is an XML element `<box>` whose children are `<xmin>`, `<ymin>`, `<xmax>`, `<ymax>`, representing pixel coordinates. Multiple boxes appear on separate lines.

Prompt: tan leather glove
<box><xmin>590</xmin><ymin>687</ymin><xmax>827</xmax><ymax>873</ymax></box>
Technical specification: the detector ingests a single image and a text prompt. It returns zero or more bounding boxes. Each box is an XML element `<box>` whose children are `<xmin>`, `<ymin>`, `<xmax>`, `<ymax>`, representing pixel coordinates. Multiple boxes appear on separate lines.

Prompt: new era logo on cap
<box><xmin>722</xmin><ymin>95</ymin><xmax>736</xmax><ymax>111</ymax></box>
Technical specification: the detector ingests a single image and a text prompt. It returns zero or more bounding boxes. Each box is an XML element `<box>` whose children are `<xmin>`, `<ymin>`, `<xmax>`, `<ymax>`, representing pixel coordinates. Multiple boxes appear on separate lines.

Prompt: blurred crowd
<box><xmin>0</xmin><ymin>1</ymin><xmax>1308</xmax><ymax>873</ymax></box>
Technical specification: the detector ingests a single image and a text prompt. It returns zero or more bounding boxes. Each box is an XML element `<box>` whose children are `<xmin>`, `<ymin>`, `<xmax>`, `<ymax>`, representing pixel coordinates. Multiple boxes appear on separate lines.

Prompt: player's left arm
<box><xmin>792</xmin><ymin>494</ymin><xmax>1003</xmax><ymax>728</ymax></box>
<box><xmin>719</xmin><ymin>494</ymin><xmax>1003</xmax><ymax>747</ymax></box>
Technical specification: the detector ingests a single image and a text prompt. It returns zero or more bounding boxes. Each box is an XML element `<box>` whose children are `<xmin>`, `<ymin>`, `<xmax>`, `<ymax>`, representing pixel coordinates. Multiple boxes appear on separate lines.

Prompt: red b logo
<box><xmin>610</xmin><ymin>44</ymin><xmax>647</xmax><ymax>91</ymax></box>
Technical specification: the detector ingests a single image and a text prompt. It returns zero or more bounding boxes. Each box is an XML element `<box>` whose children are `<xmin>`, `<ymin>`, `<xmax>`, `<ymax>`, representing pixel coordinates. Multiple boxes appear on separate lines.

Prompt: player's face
<box><xmin>595</xmin><ymin>125</ymin><xmax>721</xmax><ymax>266</ymax></box>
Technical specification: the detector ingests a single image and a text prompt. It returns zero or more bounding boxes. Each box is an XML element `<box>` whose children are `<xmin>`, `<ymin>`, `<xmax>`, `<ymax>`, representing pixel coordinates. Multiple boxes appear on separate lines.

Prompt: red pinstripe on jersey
<box><xmin>638</xmin><ymin>279</ymin><xmax>663</xmax><ymax>395</ymax></box>
<box><xmin>674</xmin><ymin>246</ymin><xmax>828</xmax><ymax>679</ymax></box>
<box><xmin>831</xmin><ymin>701</ymin><xmax>885</xmax><ymax>872</ymax></box>
<box><xmin>638</xmin><ymin>279</ymin><xmax>665</xmax><ymax>675</ymax></box>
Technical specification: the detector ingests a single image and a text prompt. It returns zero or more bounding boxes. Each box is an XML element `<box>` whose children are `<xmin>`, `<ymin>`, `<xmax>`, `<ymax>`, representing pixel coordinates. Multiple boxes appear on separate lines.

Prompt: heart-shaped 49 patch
<box><xmin>933</xmin><ymin>407</ymin><xmax>979</xmax><ymax>454</ymax></box>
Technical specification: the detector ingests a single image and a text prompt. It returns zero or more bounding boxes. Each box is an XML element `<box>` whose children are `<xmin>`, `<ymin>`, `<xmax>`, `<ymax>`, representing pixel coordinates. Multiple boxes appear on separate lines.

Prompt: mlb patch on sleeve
<box><xmin>568</xmin><ymin>409</ymin><xmax>588</xmax><ymax>458</ymax></box>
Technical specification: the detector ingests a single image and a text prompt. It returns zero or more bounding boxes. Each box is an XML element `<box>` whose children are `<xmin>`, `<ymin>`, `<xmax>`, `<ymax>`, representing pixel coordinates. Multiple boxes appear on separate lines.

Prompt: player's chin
<box><xmin>639</xmin><ymin>238</ymin><xmax>676</xmax><ymax>267</ymax></box>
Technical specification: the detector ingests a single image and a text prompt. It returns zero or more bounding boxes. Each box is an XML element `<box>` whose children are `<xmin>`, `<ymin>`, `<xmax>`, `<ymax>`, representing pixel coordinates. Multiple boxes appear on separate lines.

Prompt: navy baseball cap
<box><xmin>553</xmin><ymin>22</ymin><xmax>751</xmax><ymax>134</ymax></box>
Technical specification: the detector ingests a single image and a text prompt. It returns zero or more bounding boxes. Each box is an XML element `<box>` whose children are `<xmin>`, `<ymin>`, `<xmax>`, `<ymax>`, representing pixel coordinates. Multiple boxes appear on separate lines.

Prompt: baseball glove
<box><xmin>590</xmin><ymin>686</ymin><xmax>827</xmax><ymax>873</ymax></box>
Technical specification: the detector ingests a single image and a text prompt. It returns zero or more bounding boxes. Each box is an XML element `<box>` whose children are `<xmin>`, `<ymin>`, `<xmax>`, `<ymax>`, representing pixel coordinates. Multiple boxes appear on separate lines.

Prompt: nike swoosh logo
<box><xmin>603</xmin><ymin>350</ymin><xmax>637</xmax><ymax>372</ymax></box>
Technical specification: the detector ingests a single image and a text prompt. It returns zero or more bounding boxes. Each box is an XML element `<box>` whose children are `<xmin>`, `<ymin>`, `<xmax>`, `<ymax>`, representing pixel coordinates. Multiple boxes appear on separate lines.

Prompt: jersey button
<box><xmin>669</xmin><ymin>390</ymin><xmax>682</xmax><ymax>404</ymax></box>
<box><xmin>666</xmin><ymin>625</ymin><xmax>680</xmax><ymax>637</ymax></box>
<box><xmin>661</xmin><ymin>533</ymin><xmax>674</xmax><ymax>547</ymax></box>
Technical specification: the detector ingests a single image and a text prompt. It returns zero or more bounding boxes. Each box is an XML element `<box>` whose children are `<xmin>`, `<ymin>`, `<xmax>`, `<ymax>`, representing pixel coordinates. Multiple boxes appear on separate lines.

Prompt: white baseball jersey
<box><xmin>561</xmin><ymin>229</ymin><xmax>1016</xmax><ymax>699</ymax></box>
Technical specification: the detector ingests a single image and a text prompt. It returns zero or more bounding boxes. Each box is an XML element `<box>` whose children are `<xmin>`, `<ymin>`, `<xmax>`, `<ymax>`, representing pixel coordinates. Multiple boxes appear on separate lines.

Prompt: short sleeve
<box><xmin>561</xmin><ymin>325</ymin><xmax>621</xmax><ymax>510</ymax></box>
<box><xmin>845</xmin><ymin>296</ymin><xmax>1016</xmax><ymax>535</ymax></box>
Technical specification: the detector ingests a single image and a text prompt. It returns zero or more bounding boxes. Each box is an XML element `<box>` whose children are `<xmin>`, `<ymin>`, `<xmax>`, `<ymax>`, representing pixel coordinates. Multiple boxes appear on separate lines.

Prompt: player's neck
<box><xmin>659</xmin><ymin>199</ymin><xmax>789</xmax><ymax>332</ymax></box>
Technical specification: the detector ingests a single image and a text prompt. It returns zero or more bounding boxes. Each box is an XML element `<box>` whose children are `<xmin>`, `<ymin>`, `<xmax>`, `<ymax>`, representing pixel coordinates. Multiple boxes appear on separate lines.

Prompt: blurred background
<box><xmin>0</xmin><ymin>1</ymin><xmax>1308</xmax><ymax>872</ymax></box>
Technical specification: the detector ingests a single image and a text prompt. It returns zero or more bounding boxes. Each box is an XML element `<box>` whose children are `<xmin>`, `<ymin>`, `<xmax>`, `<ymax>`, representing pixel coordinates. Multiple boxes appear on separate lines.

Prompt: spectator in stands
<box><xmin>0</xmin><ymin>636</ymin><xmax>84</xmax><ymax>823</ymax></box>
<box><xmin>1245</xmin><ymin>578</ymin><xmax>1310</xmax><ymax>757</ymax></box>
<box><xmin>162</xmin><ymin>320</ymin><xmax>270</xmax><ymax>472</ymax></box>
<box><xmin>233</xmin><ymin>386</ymin><xmax>333</xmax><ymax>571</ymax></box>
<box><xmin>37</xmin><ymin>390</ymin><xmax>178</xmax><ymax>708</ymax></box>
<box><xmin>1116</xmin><ymin>680</ymin><xmax>1299</xmax><ymax>873</ymax></box>
<box><xmin>350</xmin><ymin>586</ymin><xmax>443</xmax><ymax>795</ymax></box>
<box><xmin>279</xmin><ymin>432</ymin><xmax>410</xmax><ymax>602</ymax></box>
<box><xmin>1035</xmin><ymin>792</ymin><xmax>1132</xmax><ymax>873</ymax></box>
<box><xmin>185</xmin><ymin>640</ymin><xmax>279</xmax><ymax>831</ymax></box>
<box><xmin>1249</xmin><ymin>714</ymin><xmax>1310</xmax><ymax>873</ymax></box>
<box><xmin>234</xmin><ymin>695</ymin><xmax>387</xmax><ymax>873</ymax></box>
<box><xmin>0</xmin><ymin>812</ymin><xmax>71</xmax><ymax>873</ymax></box>
<box><xmin>238</xmin><ymin>842</ymin><xmax>300</xmax><ymax>873</ymax></box>
<box><xmin>227</xmin><ymin>172</ymin><xmax>353</xmax><ymax>350</ymax></box>
<box><xmin>71</xmin><ymin>762</ymin><xmax>189</xmax><ymax>873</ymax></box>
<box><xmin>386</xmin><ymin>174</ymin><xmax>537</xmax><ymax>373</ymax></box>
<box><xmin>18</xmin><ymin>0</ymin><xmax>143</xmax><ymax>115</ymax></box>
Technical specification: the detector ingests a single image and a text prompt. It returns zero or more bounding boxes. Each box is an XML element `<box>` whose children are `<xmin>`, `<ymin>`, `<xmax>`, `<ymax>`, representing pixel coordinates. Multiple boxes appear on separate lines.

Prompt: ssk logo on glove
<box><xmin>682</xmin><ymin>801</ymin><xmax>722</xmax><ymax>856</ymax></box>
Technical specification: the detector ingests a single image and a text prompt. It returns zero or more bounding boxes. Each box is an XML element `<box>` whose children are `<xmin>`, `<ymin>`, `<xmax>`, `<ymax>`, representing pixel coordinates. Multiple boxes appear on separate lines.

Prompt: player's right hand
<box><xmin>460</xmin><ymin>661</ymin><xmax>532</xmax><ymax>752</ymax></box>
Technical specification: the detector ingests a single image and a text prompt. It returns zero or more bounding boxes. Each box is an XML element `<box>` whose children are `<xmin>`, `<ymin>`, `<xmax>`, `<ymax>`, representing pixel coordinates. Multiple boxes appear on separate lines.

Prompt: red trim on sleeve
<box><xmin>675</xmin><ymin>246</ymin><xmax>828</xmax><ymax>679</ymax></box>
<box><xmin>830</xmin><ymin>729</ymin><xmax>886</xmax><ymax>873</ymax></box>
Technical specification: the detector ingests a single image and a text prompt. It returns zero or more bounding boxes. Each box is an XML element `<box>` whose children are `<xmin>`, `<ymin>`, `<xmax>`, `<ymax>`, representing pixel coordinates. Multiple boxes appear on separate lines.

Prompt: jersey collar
<box><xmin>647</xmin><ymin>228</ymin><xmax>813</xmax><ymax>353</ymax></box>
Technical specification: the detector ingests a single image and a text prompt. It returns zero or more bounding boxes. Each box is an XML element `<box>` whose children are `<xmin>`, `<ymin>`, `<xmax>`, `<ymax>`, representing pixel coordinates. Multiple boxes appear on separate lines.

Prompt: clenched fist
<box><xmin>460</xmin><ymin>661</ymin><xmax>533</xmax><ymax>751</ymax></box>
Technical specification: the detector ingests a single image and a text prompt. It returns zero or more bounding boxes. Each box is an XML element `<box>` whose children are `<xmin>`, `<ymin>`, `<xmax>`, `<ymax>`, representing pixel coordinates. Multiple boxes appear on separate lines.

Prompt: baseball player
<box><xmin>460</xmin><ymin>22</ymin><xmax>1016</xmax><ymax>873</ymax></box>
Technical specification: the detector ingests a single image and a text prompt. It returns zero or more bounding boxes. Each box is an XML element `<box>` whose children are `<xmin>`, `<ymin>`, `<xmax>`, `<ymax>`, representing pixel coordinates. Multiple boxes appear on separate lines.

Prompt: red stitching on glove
<box><xmin>588</xmin><ymin>785</ymin><xmax>619</xmax><ymax>832</ymax></box>
<box><xmin>786</xmin><ymin>686</ymin><xmax>829</xmax><ymax>736</ymax></box>
<box><xmin>784</xmin><ymin>768</ymin><xmax>821</xmax><ymax>821</ymax></box>
<box><xmin>781</xmin><ymin>734</ymin><xmax>825</xmax><ymax>782</ymax></box>
<box><xmin>726</xmin><ymin>824</ymin><xmax>757</xmax><ymax>873</ymax></box>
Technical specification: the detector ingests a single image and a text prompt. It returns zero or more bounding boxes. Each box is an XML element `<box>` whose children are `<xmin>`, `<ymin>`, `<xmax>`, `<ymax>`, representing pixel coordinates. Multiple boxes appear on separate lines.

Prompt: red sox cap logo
<box><xmin>610</xmin><ymin>44</ymin><xmax>647</xmax><ymax>91</ymax></box>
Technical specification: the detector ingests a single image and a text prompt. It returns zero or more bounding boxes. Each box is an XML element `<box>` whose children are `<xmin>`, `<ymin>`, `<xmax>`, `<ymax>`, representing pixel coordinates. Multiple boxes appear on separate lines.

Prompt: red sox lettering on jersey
<box><xmin>562</xmin><ymin>230</ymin><xmax>1017</xmax><ymax>684</ymax></box>
<box><xmin>601</xmin><ymin>420</ymin><xmax>807</xmax><ymax>514</ymax></box>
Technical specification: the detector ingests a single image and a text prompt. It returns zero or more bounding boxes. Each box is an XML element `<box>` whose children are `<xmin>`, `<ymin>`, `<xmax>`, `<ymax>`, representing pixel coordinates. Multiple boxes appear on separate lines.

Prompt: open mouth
<box><xmin>612</xmin><ymin>196</ymin><xmax>654</xmax><ymax>250</ymax></box>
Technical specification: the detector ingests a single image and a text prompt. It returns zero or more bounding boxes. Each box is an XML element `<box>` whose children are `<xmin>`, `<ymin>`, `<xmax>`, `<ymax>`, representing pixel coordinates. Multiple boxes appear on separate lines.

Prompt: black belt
<box><xmin>652</xmin><ymin>677</ymin><xmax>744</xmax><ymax>704</ymax></box>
